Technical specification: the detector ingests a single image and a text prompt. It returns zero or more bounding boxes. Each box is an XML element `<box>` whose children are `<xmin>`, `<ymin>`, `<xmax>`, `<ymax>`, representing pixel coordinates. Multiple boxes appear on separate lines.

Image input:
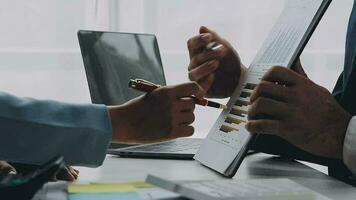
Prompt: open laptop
<box><xmin>77</xmin><ymin>30</ymin><xmax>202</xmax><ymax>159</ymax></box>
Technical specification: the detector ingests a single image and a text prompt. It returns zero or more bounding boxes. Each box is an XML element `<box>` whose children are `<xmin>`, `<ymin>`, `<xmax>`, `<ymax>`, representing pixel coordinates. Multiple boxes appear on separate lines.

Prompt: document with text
<box><xmin>194</xmin><ymin>0</ymin><xmax>332</xmax><ymax>177</ymax></box>
<box><xmin>146</xmin><ymin>175</ymin><xmax>331</xmax><ymax>200</ymax></box>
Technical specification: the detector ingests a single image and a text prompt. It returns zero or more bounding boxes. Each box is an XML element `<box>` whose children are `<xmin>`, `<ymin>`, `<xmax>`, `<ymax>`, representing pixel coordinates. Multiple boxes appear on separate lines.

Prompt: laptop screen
<box><xmin>78</xmin><ymin>30</ymin><xmax>166</xmax><ymax>105</ymax></box>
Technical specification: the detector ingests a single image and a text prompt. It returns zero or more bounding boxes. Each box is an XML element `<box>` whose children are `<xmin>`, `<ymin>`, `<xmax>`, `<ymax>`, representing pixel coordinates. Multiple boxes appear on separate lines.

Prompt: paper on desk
<box><xmin>68</xmin><ymin>183</ymin><xmax>136</xmax><ymax>193</ymax></box>
<box><xmin>68</xmin><ymin>192</ymin><xmax>141</xmax><ymax>200</ymax></box>
<box><xmin>32</xmin><ymin>182</ymin><xmax>67</xmax><ymax>200</ymax></box>
<box><xmin>90</xmin><ymin>181</ymin><xmax>153</xmax><ymax>188</ymax></box>
<box><xmin>68</xmin><ymin>181</ymin><xmax>181</xmax><ymax>200</ymax></box>
<box><xmin>137</xmin><ymin>187</ymin><xmax>180</xmax><ymax>200</ymax></box>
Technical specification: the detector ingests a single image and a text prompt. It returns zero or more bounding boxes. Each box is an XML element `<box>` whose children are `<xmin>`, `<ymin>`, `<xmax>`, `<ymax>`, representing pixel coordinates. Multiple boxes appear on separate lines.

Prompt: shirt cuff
<box><xmin>343</xmin><ymin>116</ymin><xmax>356</xmax><ymax>177</ymax></box>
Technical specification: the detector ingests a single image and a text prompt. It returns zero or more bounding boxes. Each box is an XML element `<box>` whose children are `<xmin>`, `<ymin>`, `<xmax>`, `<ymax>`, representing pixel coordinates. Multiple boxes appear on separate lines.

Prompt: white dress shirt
<box><xmin>343</xmin><ymin>116</ymin><xmax>356</xmax><ymax>176</ymax></box>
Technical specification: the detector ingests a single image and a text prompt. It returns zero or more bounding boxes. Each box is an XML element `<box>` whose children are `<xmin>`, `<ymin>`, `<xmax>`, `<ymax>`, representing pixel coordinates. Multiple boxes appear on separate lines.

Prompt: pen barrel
<box><xmin>195</xmin><ymin>98</ymin><xmax>208</xmax><ymax>106</ymax></box>
<box><xmin>129</xmin><ymin>79</ymin><xmax>225</xmax><ymax>109</ymax></box>
<box><xmin>130</xmin><ymin>82</ymin><xmax>159</xmax><ymax>92</ymax></box>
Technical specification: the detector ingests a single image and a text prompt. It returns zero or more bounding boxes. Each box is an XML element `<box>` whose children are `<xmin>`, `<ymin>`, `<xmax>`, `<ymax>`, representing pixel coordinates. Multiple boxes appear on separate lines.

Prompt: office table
<box><xmin>35</xmin><ymin>153</ymin><xmax>356</xmax><ymax>199</ymax></box>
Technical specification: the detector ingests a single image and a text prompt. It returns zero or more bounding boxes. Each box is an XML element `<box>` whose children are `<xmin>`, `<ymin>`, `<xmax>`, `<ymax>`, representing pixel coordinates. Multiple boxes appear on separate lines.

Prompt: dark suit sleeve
<box><xmin>332</xmin><ymin>71</ymin><xmax>344</xmax><ymax>101</ymax></box>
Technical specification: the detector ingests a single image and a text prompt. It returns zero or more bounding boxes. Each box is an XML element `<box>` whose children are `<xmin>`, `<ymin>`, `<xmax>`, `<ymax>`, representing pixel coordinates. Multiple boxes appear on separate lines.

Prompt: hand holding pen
<box><xmin>110</xmin><ymin>81</ymin><xmax>206</xmax><ymax>143</ymax></box>
<box><xmin>187</xmin><ymin>26</ymin><xmax>244</xmax><ymax>98</ymax></box>
<box><xmin>129</xmin><ymin>79</ymin><xmax>227</xmax><ymax>109</ymax></box>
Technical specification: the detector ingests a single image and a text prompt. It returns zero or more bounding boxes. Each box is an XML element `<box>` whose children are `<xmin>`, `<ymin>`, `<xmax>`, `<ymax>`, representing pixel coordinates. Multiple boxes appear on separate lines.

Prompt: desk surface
<box><xmin>72</xmin><ymin>153</ymin><xmax>356</xmax><ymax>199</ymax></box>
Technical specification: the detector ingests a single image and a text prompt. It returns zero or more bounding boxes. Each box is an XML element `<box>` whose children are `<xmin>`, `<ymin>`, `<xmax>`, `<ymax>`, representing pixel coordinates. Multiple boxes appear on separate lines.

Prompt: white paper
<box><xmin>147</xmin><ymin>175</ymin><xmax>331</xmax><ymax>200</ymax></box>
<box><xmin>194</xmin><ymin>0</ymin><xmax>327</xmax><ymax>174</ymax></box>
<box><xmin>179</xmin><ymin>178</ymin><xmax>330</xmax><ymax>200</ymax></box>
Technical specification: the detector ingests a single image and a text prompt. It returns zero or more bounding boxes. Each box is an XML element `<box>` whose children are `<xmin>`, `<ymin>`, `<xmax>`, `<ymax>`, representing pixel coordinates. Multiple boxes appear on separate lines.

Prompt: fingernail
<box><xmin>211</xmin><ymin>44</ymin><xmax>223</xmax><ymax>51</ymax></box>
<box><xmin>206</xmin><ymin>42</ymin><xmax>216</xmax><ymax>49</ymax></box>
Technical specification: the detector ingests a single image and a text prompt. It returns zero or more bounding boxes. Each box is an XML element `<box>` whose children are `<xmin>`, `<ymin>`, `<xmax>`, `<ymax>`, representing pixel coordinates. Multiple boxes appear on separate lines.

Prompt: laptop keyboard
<box><xmin>121</xmin><ymin>138</ymin><xmax>202</xmax><ymax>153</ymax></box>
<box><xmin>181</xmin><ymin>179</ymin><xmax>323</xmax><ymax>199</ymax></box>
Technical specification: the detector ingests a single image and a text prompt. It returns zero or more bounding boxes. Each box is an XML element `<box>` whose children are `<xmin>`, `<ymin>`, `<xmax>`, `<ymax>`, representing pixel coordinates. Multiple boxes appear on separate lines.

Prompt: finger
<box><xmin>250</xmin><ymin>81</ymin><xmax>289</xmax><ymax>103</ymax></box>
<box><xmin>176</xmin><ymin>112</ymin><xmax>195</xmax><ymax>125</ymax></box>
<box><xmin>262</xmin><ymin>66</ymin><xmax>299</xmax><ymax>86</ymax></box>
<box><xmin>248</xmin><ymin>97</ymin><xmax>289</xmax><ymax>120</ymax></box>
<box><xmin>187</xmin><ymin>33</ymin><xmax>214</xmax><ymax>58</ymax></box>
<box><xmin>189</xmin><ymin>47</ymin><xmax>226</xmax><ymax>71</ymax></box>
<box><xmin>245</xmin><ymin>120</ymin><xmax>281</xmax><ymax>135</ymax></box>
<box><xmin>199</xmin><ymin>26</ymin><xmax>210</xmax><ymax>34</ymax></box>
<box><xmin>198</xmin><ymin>74</ymin><xmax>215</xmax><ymax>93</ymax></box>
<box><xmin>199</xmin><ymin>26</ymin><xmax>220</xmax><ymax>40</ymax></box>
<box><xmin>0</xmin><ymin>161</ymin><xmax>16</xmax><ymax>174</ymax></box>
<box><xmin>68</xmin><ymin>166</ymin><xmax>79</xmax><ymax>179</ymax></box>
<box><xmin>56</xmin><ymin>167</ymin><xmax>76</xmax><ymax>182</ymax></box>
<box><xmin>189</xmin><ymin>60</ymin><xmax>219</xmax><ymax>81</ymax></box>
<box><xmin>170</xmin><ymin>125</ymin><xmax>194</xmax><ymax>138</ymax></box>
<box><xmin>72</xmin><ymin>167</ymin><xmax>80</xmax><ymax>174</ymax></box>
<box><xmin>177</xmin><ymin>97</ymin><xmax>196</xmax><ymax>112</ymax></box>
<box><xmin>172</xmin><ymin>82</ymin><xmax>205</xmax><ymax>99</ymax></box>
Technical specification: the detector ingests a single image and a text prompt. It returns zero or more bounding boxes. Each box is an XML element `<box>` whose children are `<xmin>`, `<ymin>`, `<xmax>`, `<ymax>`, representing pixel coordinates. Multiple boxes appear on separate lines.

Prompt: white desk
<box><xmin>67</xmin><ymin>153</ymin><xmax>356</xmax><ymax>199</ymax></box>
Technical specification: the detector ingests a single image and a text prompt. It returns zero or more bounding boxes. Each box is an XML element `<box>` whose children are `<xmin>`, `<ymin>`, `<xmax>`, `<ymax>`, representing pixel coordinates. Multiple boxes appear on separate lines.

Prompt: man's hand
<box><xmin>0</xmin><ymin>161</ymin><xmax>79</xmax><ymax>182</ymax></box>
<box><xmin>246</xmin><ymin>66</ymin><xmax>351</xmax><ymax>159</ymax></box>
<box><xmin>56</xmin><ymin>166</ymin><xmax>79</xmax><ymax>181</ymax></box>
<box><xmin>187</xmin><ymin>26</ymin><xmax>245</xmax><ymax>98</ymax></box>
<box><xmin>0</xmin><ymin>161</ymin><xmax>16</xmax><ymax>174</ymax></box>
<box><xmin>109</xmin><ymin>82</ymin><xmax>204</xmax><ymax>144</ymax></box>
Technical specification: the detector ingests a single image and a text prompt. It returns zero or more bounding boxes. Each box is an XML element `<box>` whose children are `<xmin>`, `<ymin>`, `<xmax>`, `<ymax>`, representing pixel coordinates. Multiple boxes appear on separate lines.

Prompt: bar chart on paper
<box><xmin>194</xmin><ymin>0</ymin><xmax>332</xmax><ymax>177</ymax></box>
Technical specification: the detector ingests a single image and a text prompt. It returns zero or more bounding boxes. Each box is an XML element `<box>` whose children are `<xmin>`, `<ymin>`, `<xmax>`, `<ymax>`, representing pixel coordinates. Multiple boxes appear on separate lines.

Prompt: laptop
<box><xmin>77</xmin><ymin>30</ymin><xmax>202</xmax><ymax>159</ymax></box>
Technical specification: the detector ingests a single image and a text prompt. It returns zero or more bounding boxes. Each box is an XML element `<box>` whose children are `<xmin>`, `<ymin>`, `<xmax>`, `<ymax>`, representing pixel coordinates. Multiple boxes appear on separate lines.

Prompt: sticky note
<box><xmin>68</xmin><ymin>183</ymin><xmax>136</xmax><ymax>193</ymax></box>
<box><xmin>91</xmin><ymin>181</ymin><xmax>153</xmax><ymax>189</ymax></box>
<box><xmin>68</xmin><ymin>192</ymin><xmax>141</xmax><ymax>200</ymax></box>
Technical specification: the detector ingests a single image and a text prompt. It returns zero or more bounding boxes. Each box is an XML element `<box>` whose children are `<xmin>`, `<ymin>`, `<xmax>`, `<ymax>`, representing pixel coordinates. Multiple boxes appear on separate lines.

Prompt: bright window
<box><xmin>0</xmin><ymin>0</ymin><xmax>353</xmax><ymax>137</ymax></box>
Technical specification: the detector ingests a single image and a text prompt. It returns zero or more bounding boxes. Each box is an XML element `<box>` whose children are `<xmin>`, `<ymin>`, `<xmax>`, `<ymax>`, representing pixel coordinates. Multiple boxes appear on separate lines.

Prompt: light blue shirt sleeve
<box><xmin>0</xmin><ymin>92</ymin><xmax>112</xmax><ymax>167</ymax></box>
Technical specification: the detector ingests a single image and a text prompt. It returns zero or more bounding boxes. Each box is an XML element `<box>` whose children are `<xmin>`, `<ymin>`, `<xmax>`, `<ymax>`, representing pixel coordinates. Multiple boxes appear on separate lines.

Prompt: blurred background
<box><xmin>0</xmin><ymin>0</ymin><xmax>352</xmax><ymax>139</ymax></box>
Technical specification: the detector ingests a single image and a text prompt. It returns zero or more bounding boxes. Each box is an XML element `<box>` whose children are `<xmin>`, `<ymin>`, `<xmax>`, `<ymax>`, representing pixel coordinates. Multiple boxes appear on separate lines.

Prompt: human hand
<box><xmin>0</xmin><ymin>161</ymin><xmax>79</xmax><ymax>182</ymax></box>
<box><xmin>56</xmin><ymin>166</ymin><xmax>79</xmax><ymax>181</ymax></box>
<box><xmin>0</xmin><ymin>160</ymin><xmax>16</xmax><ymax>174</ymax></box>
<box><xmin>246</xmin><ymin>65</ymin><xmax>351</xmax><ymax>159</ymax></box>
<box><xmin>109</xmin><ymin>82</ymin><xmax>204</xmax><ymax>143</ymax></box>
<box><xmin>187</xmin><ymin>26</ymin><xmax>245</xmax><ymax>98</ymax></box>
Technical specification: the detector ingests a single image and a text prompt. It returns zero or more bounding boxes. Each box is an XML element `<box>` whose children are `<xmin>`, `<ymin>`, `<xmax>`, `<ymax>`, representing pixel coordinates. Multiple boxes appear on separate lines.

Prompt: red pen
<box><xmin>129</xmin><ymin>79</ymin><xmax>227</xmax><ymax>109</ymax></box>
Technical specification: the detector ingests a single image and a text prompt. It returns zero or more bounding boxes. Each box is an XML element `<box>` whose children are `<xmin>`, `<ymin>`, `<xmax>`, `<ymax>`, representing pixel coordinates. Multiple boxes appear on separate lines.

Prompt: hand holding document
<box><xmin>194</xmin><ymin>0</ymin><xmax>332</xmax><ymax>177</ymax></box>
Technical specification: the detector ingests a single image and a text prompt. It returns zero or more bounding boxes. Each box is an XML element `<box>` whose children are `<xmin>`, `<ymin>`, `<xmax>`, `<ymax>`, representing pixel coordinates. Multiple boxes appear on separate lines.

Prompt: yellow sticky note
<box><xmin>68</xmin><ymin>183</ymin><xmax>136</xmax><ymax>193</ymax></box>
<box><xmin>90</xmin><ymin>181</ymin><xmax>153</xmax><ymax>189</ymax></box>
<box><xmin>128</xmin><ymin>181</ymin><xmax>153</xmax><ymax>188</ymax></box>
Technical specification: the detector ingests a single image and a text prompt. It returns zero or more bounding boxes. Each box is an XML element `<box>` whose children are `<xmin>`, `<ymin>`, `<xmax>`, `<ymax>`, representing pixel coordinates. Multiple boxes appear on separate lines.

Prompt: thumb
<box><xmin>173</xmin><ymin>82</ymin><xmax>205</xmax><ymax>99</ymax></box>
<box><xmin>292</xmin><ymin>59</ymin><xmax>308</xmax><ymax>78</ymax></box>
<box><xmin>199</xmin><ymin>26</ymin><xmax>211</xmax><ymax>34</ymax></box>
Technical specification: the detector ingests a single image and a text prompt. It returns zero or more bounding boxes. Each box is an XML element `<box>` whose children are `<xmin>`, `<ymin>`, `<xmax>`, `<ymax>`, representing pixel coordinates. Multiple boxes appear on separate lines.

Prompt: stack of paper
<box><xmin>146</xmin><ymin>174</ymin><xmax>332</xmax><ymax>200</ymax></box>
<box><xmin>67</xmin><ymin>181</ymin><xmax>180</xmax><ymax>200</ymax></box>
